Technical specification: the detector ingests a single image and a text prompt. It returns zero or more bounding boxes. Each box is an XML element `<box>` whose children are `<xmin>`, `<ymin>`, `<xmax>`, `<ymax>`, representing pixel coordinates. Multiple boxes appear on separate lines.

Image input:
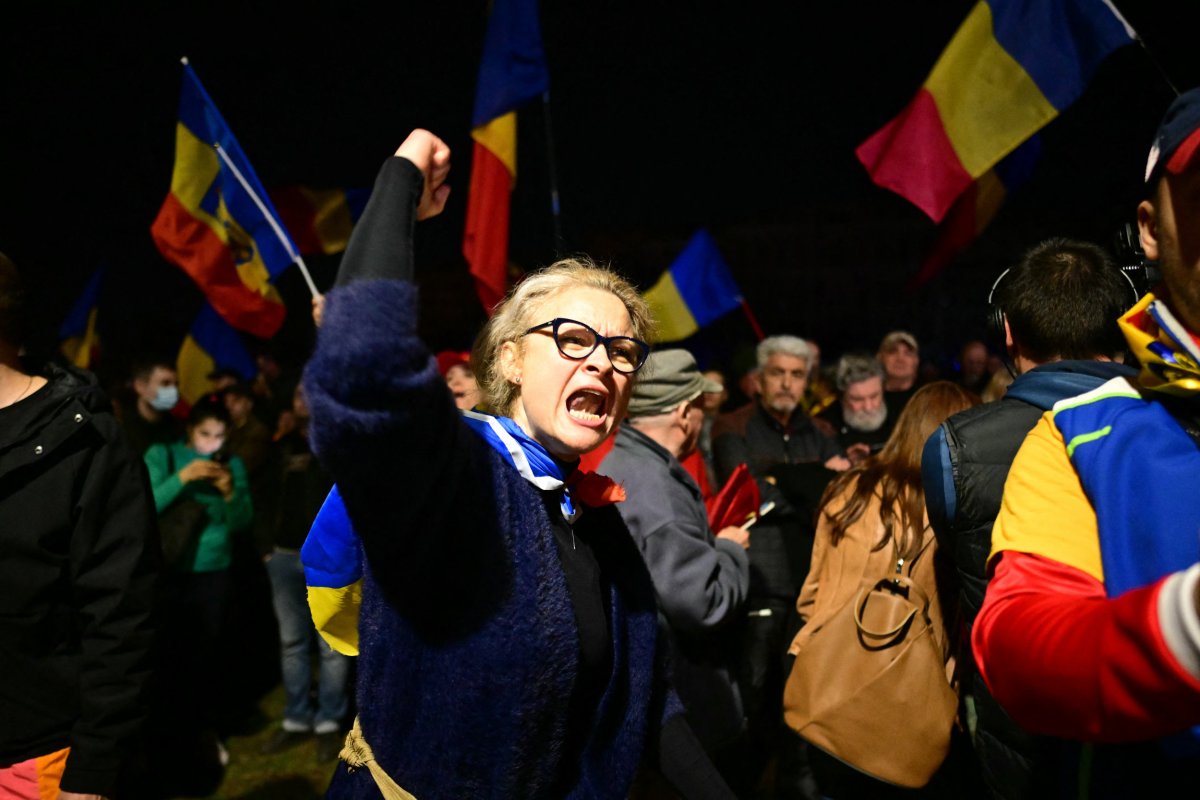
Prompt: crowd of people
<box><xmin>2</xmin><ymin>88</ymin><xmax>1200</xmax><ymax>800</ymax></box>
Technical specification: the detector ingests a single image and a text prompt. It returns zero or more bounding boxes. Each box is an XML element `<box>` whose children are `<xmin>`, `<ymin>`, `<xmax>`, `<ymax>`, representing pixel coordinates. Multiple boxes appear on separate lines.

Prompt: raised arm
<box><xmin>334</xmin><ymin>130</ymin><xmax>450</xmax><ymax>288</ymax></box>
<box><xmin>304</xmin><ymin>131</ymin><xmax>463</xmax><ymax>542</ymax></box>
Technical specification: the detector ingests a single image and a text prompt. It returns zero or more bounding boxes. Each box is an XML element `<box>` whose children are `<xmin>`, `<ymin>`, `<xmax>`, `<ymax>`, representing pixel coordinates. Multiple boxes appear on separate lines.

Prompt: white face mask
<box><xmin>192</xmin><ymin>439</ymin><xmax>223</xmax><ymax>457</ymax></box>
<box><xmin>149</xmin><ymin>385</ymin><xmax>179</xmax><ymax>411</ymax></box>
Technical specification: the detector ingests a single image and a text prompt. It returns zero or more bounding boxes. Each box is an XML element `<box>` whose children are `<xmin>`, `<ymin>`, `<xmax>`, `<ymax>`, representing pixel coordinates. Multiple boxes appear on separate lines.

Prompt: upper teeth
<box><xmin>569</xmin><ymin>390</ymin><xmax>604</xmax><ymax>419</ymax></box>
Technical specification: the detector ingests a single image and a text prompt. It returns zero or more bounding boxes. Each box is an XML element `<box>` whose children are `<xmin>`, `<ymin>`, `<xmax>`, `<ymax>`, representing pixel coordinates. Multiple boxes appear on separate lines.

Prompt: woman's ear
<box><xmin>499</xmin><ymin>341</ymin><xmax>522</xmax><ymax>384</ymax></box>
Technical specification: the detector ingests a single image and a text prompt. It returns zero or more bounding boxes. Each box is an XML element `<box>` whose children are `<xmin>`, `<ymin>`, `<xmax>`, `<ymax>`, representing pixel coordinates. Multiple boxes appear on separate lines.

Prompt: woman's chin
<box><xmin>546</xmin><ymin>426</ymin><xmax>610</xmax><ymax>460</ymax></box>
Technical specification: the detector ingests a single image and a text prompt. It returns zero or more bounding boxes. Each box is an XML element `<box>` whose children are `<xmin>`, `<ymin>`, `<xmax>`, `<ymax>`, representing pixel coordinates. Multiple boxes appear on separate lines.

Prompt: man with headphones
<box><xmin>970</xmin><ymin>88</ymin><xmax>1200</xmax><ymax>796</ymax></box>
<box><xmin>921</xmin><ymin>238</ymin><xmax>1138</xmax><ymax>798</ymax></box>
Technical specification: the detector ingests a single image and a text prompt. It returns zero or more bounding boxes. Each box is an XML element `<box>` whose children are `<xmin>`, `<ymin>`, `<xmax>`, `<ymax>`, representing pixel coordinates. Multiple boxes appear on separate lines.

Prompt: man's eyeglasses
<box><xmin>522</xmin><ymin>318</ymin><xmax>650</xmax><ymax>374</ymax></box>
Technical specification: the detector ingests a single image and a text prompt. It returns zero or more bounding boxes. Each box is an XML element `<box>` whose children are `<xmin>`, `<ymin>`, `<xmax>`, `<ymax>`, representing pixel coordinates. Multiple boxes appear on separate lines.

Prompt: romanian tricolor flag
<box><xmin>58</xmin><ymin>265</ymin><xmax>105</xmax><ymax>370</ymax></box>
<box><xmin>268</xmin><ymin>185</ymin><xmax>369</xmax><ymax>256</ymax></box>
<box><xmin>856</xmin><ymin>0</ymin><xmax>1133</xmax><ymax>224</ymax></box>
<box><xmin>909</xmin><ymin>134</ymin><xmax>1042</xmax><ymax>288</ymax></box>
<box><xmin>151</xmin><ymin>60</ymin><xmax>299</xmax><ymax>339</ymax></box>
<box><xmin>644</xmin><ymin>229</ymin><xmax>744</xmax><ymax>342</ymax></box>
<box><xmin>462</xmin><ymin>0</ymin><xmax>550</xmax><ymax>312</ymax></box>
<box><xmin>176</xmin><ymin>301</ymin><xmax>258</xmax><ymax>406</ymax></box>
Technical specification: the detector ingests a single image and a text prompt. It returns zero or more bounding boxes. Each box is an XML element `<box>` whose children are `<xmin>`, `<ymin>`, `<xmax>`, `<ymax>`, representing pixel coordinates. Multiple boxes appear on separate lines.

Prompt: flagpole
<box><xmin>213</xmin><ymin>143</ymin><xmax>321</xmax><ymax>300</ymax></box>
<box><xmin>541</xmin><ymin>91</ymin><xmax>565</xmax><ymax>255</ymax></box>
<box><xmin>1133</xmin><ymin>36</ymin><xmax>1181</xmax><ymax>96</ymax></box>
<box><xmin>1099</xmin><ymin>1</ymin><xmax>1180</xmax><ymax>96</ymax></box>
<box><xmin>740</xmin><ymin>299</ymin><xmax>765</xmax><ymax>342</ymax></box>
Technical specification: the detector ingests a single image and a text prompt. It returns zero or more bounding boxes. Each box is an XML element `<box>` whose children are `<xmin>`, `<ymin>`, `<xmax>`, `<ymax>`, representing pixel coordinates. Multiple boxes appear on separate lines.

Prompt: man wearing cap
<box><xmin>973</xmin><ymin>88</ymin><xmax>1200</xmax><ymax>794</ymax></box>
<box><xmin>877</xmin><ymin>330</ymin><xmax>920</xmax><ymax>420</ymax></box>
<box><xmin>599</xmin><ymin>349</ymin><xmax>751</xmax><ymax>782</ymax></box>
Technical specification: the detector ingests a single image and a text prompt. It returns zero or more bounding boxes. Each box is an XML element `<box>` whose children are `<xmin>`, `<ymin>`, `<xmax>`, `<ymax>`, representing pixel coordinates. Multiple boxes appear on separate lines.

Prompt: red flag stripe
<box><xmin>463</xmin><ymin>141</ymin><xmax>513</xmax><ymax>312</ymax></box>
<box><xmin>855</xmin><ymin>88</ymin><xmax>973</xmax><ymax>224</ymax></box>
<box><xmin>151</xmin><ymin>192</ymin><xmax>285</xmax><ymax>339</ymax></box>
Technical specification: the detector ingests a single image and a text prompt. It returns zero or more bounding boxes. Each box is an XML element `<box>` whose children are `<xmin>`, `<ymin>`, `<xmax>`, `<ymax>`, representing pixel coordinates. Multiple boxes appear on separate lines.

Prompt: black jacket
<box><xmin>0</xmin><ymin>362</ymin><xmax>159</xmax><ymax>795</ymax></box>
<box><xmin>711</xmin><ymin>402</ymin><xmax>842</xmax><ymax>599</ymax></box>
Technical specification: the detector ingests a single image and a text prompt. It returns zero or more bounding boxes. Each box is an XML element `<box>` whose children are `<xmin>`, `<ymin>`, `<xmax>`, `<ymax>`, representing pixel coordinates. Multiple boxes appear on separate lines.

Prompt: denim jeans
<box><xmin>266</xmin><ymin>551</ymin><xmax>350</xmax><ymax>732</ymax></box>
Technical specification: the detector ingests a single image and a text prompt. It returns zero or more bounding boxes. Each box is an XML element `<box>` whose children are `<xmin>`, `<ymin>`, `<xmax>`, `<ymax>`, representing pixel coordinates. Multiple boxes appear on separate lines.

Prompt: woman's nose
<box><xmin>584</xmin><ymin>344</ymin><xmax>613</xmax><ymax>373</ymax></box>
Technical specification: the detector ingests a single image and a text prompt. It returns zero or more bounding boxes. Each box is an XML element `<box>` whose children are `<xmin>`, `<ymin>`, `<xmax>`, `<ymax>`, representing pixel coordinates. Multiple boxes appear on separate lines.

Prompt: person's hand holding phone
<box><xmin>178</xmin><ymin>459</ymin><xmax>224</xmax><ymax>485</ymax></box>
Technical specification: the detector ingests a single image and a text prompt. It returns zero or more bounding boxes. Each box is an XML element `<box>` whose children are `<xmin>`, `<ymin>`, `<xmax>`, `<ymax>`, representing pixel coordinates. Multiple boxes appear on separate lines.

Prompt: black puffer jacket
<box><xmin>0</xmin><ymin>362</ymin><xmax>159</xmax><ymax>795</ymax></box>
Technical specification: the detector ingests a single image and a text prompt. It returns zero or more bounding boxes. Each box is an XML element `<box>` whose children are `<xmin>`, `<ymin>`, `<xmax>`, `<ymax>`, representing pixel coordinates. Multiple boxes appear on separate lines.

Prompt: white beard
<box><xmin>844</xmin><ymin>403</ymin><xmax>887</xmax><ymax>432</ymax></box>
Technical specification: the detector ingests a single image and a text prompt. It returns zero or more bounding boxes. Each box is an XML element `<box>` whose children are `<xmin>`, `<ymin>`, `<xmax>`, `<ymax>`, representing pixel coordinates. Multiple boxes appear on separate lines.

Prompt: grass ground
<box><xmin>193</xmin><ymin>683</ymin><xmax>337</xmax><ymax>800</ymax></box>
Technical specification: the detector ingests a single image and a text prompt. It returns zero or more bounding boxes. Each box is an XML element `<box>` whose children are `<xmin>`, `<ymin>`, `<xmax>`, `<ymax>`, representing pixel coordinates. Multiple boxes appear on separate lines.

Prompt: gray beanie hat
<box><xmin>627</xmin><ymin>349</ymin><xmax>721</xmax><ymax>417</ymax></box>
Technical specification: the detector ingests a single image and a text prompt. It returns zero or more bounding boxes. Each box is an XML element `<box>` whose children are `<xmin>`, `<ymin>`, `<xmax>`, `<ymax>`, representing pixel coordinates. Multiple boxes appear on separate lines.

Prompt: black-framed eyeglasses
<box><xmin>522</xmin><ymin>318</ymin><xmax>651</xmax><ymax>374</ymax></box>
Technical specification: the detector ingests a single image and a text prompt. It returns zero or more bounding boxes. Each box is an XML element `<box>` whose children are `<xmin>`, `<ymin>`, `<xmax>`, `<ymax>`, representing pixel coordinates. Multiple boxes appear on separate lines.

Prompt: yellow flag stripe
<box><xmin>176</xmin><ymin>334</ymin><xmax>216</xmax><ymax>406</ymax></box>
<box><xmin>925</xmin><ymin>1</ymin><xmax>1057</xmax><ymax>178</ymax></box>
<box><xmin>644</xmin><ymin>271</ymin><xmax>699</xmax><ymax>342</ymax></box>
<box><xmin>308</xmin><ymin>581</ymin><xmax>363</xmax><ymax>656</ymax></box>
<box><xmin>472</xmin><ymin>112</ymin><xmax>518</xmax><ymax>177</ymax></box>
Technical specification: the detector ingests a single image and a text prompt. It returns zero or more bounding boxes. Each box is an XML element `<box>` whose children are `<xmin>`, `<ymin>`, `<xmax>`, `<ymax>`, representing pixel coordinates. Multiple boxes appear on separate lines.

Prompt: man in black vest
<box><xmin>920</xmin><ymin>237</ymin><xmax>1137</xmax><ymax>799</ymax></box>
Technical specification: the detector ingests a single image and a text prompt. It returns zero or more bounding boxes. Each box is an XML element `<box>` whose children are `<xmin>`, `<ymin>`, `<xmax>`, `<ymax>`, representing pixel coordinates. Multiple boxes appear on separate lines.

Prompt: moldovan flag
<box><xmin>176</xmin><ymin>301</ymin><xmax>258</xmax><ymax>406</ymax></box>
<box><xmin>58</xmin><ymin>266</ymin><xmax>105</xmax><ymax>369</ymax></box>
<box><xmin>462</xmin><ymin>0</ymin><xmax>550</xmax><ymax>312</ymax></box>
<box><xmin>856</xmin><ymin>0</ymin><xmax>1134</xmax><ymax>223</ymax></box>
<box><xmin>269</xmin><ymin>185</ymin><xmax>370</xmax><ymax>256</ymax></box>
<box><xmin>644</xmin><ymin>229</ymin><xmax>744</xmax><ymax>342</ymax></box>
<box><xmin>152</xmin><ymin>60</ymin><xmax>299</xmax><ymax>339</ymax></box>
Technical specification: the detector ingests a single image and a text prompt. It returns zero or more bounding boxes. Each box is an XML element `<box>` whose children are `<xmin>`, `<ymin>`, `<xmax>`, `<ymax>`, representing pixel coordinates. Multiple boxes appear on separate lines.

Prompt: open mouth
<box><xmin>566</xmin><ymin>389</ymin><xmax>608</xmax><ymax>425</ymax></box>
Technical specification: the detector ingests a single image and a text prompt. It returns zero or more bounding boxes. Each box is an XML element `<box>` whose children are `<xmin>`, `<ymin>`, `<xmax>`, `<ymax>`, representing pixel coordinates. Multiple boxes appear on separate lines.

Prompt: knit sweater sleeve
<box><xmin>303</xmin><ymin>155</ymin><xmax>463</xmax><ymax>546</ymax></box>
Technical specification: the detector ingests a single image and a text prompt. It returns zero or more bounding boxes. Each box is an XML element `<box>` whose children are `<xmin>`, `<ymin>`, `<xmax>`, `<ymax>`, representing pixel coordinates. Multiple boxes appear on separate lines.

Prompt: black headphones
<box><xmin>986</xmin><ymin>259</ymin><xmax>1141</xmax><ymax>355</ymax></box>
<box><xmin>985</xmin><ymin>269</ymin><xmax>1012</xmax><ymax>351</ymax></box>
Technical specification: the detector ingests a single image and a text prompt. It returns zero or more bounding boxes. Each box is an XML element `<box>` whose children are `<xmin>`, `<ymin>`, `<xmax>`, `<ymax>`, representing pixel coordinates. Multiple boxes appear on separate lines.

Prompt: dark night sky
<box><xmin>1</xmin><ymin>2</ymin><xmax>1196</xmax><ymax>388</ymax></box>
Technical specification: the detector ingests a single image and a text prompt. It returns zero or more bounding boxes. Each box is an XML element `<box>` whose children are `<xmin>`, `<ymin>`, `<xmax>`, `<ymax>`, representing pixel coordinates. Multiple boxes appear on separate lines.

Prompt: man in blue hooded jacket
<box><xmin>921</xmin><ymin>236</ymin><xmax>1139</xmax><ymax>800</ymax></box>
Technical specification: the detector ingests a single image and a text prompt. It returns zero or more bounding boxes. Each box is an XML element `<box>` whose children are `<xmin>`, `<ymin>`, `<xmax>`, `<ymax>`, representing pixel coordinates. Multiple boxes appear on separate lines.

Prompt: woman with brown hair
<box><xmin>787</xmin><ymin>381</ymin><xmax>979</xmax><ymax>798</ymax></box>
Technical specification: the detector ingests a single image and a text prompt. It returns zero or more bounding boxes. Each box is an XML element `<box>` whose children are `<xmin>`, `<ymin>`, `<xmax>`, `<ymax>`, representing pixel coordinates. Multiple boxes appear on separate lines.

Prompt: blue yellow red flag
<box><xmin>909</xmin><ymin>134</ymin><xmax>1042</xmax><ymax>288</ymax></box>
<box><xmin>151</xmin><ymin>60</ymin><xmax>299</xmax><ymax>339</ymax></box>
<box><xmin>463</xmin><ymin>0</ymin><xmax>550</xmax><ymax>312</ymax></box>
<box><xmin>176</xmin><ymin>301</ymin><xmax>258</xmax><ymax>406</ymax></box>
<box><xmin>644</xmin><ymin>229</ymin><xmax>744</xmax><ymax>342</ymax></box>
<box><xmin>58</xmin><ymin>265</ymin><xmax>105</xmax><ymax>369</ymax></box>
<box><xmin>269</xmin><ymin>185</ymin><xmax>369</xmax><ymax>256</ymax></box>
<box><xmin>856</xmin><ymin>0</ymin><xmax>1133</xmax><ymax>223</ymax></box>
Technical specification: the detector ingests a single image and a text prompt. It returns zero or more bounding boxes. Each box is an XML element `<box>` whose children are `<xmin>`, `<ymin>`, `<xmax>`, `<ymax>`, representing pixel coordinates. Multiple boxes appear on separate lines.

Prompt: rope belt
<box><xmin>339</xmin><ymin>716</ymin><xmax>417</xmax><ymax>800</ymax></box>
